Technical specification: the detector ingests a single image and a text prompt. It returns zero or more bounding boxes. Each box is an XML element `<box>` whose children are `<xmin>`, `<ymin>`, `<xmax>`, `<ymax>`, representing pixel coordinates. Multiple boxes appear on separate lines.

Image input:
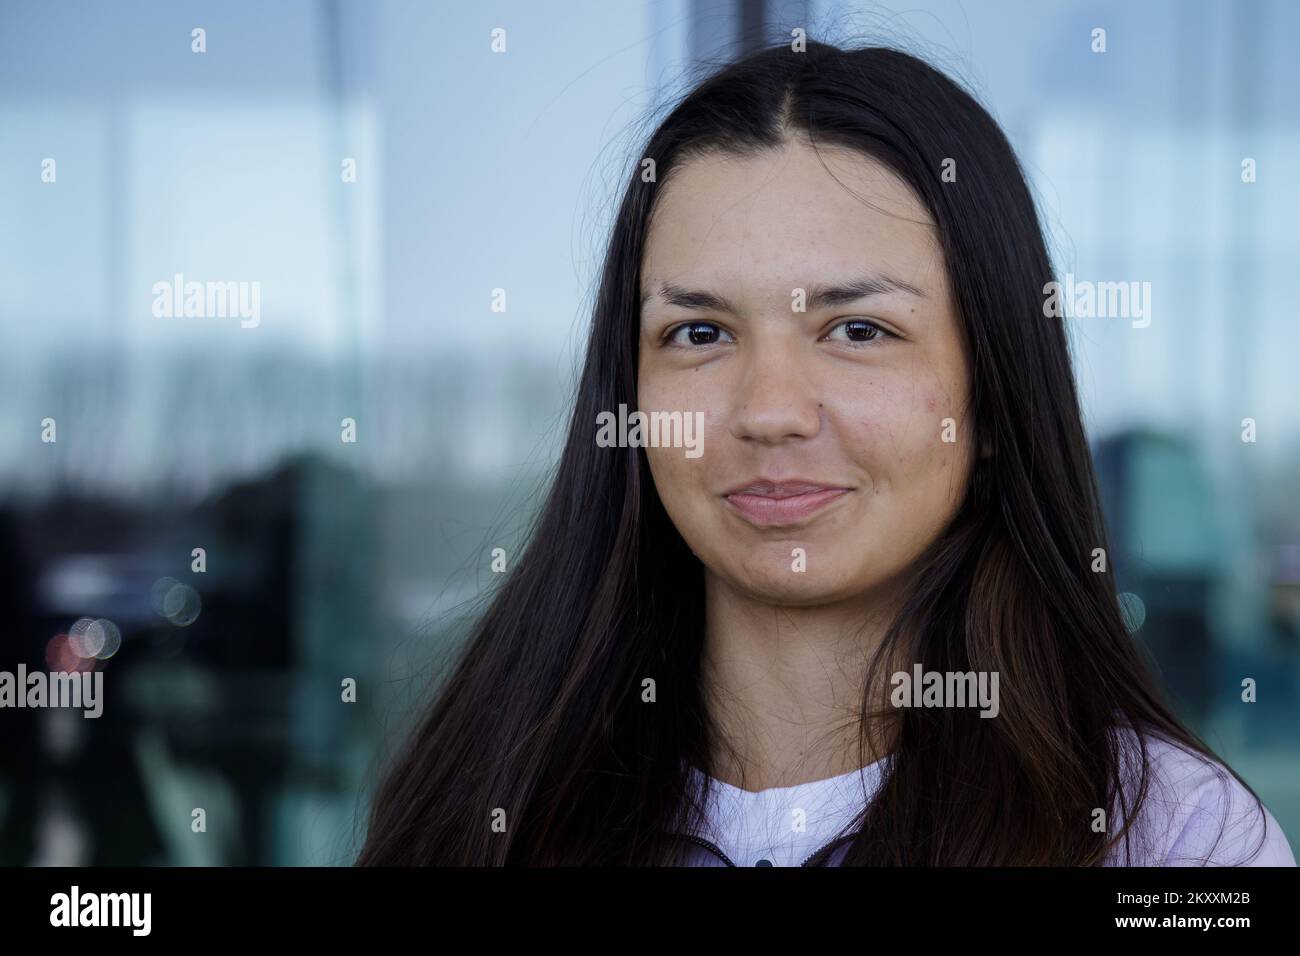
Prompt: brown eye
<box><xmin>666</xmin><ymin>322</ymin><xmax>734</xmax><ymax>347</ymax></box>
<box><xmin>825</xmin><ymin>319</ymin><xmax>888</xmax><ymax>345</ymax></box>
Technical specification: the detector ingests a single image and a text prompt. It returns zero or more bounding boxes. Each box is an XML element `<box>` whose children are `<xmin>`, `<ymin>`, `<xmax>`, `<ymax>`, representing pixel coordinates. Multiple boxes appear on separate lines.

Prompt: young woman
<box><xmin>357</xmin><ymin>40</ymin><xmax>1295</xmax><ymax>866</ymax></box>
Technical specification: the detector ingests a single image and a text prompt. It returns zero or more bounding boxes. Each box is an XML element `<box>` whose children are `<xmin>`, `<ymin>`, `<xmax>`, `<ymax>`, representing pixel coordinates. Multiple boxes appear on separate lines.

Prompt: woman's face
<box><xmin>637</xmin><ymin>140</ymin><xmax>975</xmax><ymax>608</ymax></box>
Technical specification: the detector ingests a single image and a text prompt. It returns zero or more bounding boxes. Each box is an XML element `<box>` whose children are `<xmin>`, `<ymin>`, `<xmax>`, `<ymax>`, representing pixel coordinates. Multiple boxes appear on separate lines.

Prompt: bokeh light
<box><xmin>67</xmin><ymin>617</ymin><xmax>105</xmax><ymax>658</ymax></box>
<box><xmin>93</xmin><ymin>618</ymin><xmax>123</xmax><ymax>660</ymax></box>
<box><xmin>1118</xmin><ymin>592</ymin><xmax>1147</xmax><ymax>633</ymax></box>
<box><xmin>44</xmin><ymin>634</ymin><xmax>95</xmax><ymax>673</ymax></box>
<box><xmin>151</xmin><ymin>577</ymin><xmax>202</xmax><ymax>627</ymax></box>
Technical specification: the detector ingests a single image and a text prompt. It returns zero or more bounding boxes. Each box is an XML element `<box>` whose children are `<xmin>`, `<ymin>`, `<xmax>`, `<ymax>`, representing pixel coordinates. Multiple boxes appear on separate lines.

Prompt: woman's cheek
<box><xmin>834</xmin><ymin>382</ymin><xmax>954</xmax><ymax>493</ymax></box>
<box><xmin>890</xmin><ymin>392</ymin><xmax>973</xmax><ymax>513</ymax></box>
<box><xmin>644</xmin><ymin>434</ymin><xmax>709</xmax><ymax>534</ymax></box>
<box><xmin>824</xmin><ymin>384</ymin><xmax>903</xmax><ymax>472</ymax></box>
<box><xmin>639</xmin><ymin>376</ymin><xmax>723</xmax><ymax>471</ymax></box>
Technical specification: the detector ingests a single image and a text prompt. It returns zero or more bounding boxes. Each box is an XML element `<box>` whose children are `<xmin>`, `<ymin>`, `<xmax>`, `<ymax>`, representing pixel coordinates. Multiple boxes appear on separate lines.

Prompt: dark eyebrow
<box><xmin>639</xmin><ymin>283</ymin><xmax>742</xmax><ymax>314</ymax></box>
<box><xmin>639</xmin><ymin>274</ymin><xmax>925</xmax><ymax>312</ymax></box>
<box><xmin>804</xmin><ymin>274</ymin><xmax>926</xmax><ymax>308</ymax></box>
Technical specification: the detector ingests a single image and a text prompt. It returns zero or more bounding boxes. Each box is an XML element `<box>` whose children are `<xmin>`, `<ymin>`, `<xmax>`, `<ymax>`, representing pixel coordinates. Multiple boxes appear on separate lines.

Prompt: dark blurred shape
<box><xmin>0</xmin><ymin>453</ymin><xmax>376</xmax><ymax>865</ymax></box>
<box><xmin>1095</xmin><ymin>430</ymin><xmax>1215</xmax><ymax>726</ymax></box>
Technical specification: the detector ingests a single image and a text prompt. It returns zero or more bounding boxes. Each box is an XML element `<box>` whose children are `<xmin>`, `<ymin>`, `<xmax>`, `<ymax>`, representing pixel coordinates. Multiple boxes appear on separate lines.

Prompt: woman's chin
<box><xmin>716</xmin><ymin>566</ymin><xmax>862</xmax><ymax>608</ymax></box>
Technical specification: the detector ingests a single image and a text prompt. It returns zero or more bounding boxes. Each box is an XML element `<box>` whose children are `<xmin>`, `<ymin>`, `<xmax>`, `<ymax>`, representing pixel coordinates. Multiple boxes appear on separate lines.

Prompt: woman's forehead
<box><xmin>642</xmin><ymin>143</ymin><xmax>941</xmax><ymax>295</ymax></box>
<box><xmin>650</xmin><ymin>142</ymin><xmax>931</xmax><ymax>231</ymax></box>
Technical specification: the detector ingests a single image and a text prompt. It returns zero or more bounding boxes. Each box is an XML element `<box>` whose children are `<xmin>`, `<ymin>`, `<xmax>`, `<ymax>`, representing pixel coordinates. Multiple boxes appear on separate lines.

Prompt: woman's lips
<box><xmin>723</xmin><ymin>486</ymin><xmax>852</xmax><ymax>526</ymax></box>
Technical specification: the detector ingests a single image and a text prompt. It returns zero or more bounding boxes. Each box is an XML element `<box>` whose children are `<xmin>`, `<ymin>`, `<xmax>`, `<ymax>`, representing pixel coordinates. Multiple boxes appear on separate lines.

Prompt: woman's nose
<box><xmin>727</xmin><ymin>345</ymin><xmax>822</xmax><ymax>444</ymax></box>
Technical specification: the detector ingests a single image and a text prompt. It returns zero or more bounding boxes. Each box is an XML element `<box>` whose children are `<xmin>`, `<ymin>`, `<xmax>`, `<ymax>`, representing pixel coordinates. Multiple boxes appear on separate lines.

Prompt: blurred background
<box><xmin>1</xmin><ymin>0</ymin><xmax>1297</xmax><ymax>865</ymax></box>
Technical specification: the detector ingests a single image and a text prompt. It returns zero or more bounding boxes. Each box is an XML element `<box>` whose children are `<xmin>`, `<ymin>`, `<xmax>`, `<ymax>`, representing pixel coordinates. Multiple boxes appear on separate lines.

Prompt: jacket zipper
<box><xmin>674</xmin><ymin>831</ymin><xmax>852</xmax><ymax>867</ymax></box>
<box><xmin>676</xmin><ymin>832</ymin><xmax>737</xmax><ymax>866</ymax></box>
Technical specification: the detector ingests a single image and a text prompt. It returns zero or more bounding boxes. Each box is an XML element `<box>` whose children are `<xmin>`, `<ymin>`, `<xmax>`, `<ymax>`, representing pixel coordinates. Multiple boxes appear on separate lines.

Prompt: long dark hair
<box><xmin>358</xmin><ymin>40</ymin><xmax>1263</xmax><ymax>865</ymax></box>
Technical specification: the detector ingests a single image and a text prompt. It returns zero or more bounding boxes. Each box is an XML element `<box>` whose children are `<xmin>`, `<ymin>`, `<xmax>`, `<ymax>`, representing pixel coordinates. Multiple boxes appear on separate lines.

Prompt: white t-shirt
<box><xmin>679</xmin><ymin>730</ymin><xmax>1297</xmax><ymax>867</ymax></box>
